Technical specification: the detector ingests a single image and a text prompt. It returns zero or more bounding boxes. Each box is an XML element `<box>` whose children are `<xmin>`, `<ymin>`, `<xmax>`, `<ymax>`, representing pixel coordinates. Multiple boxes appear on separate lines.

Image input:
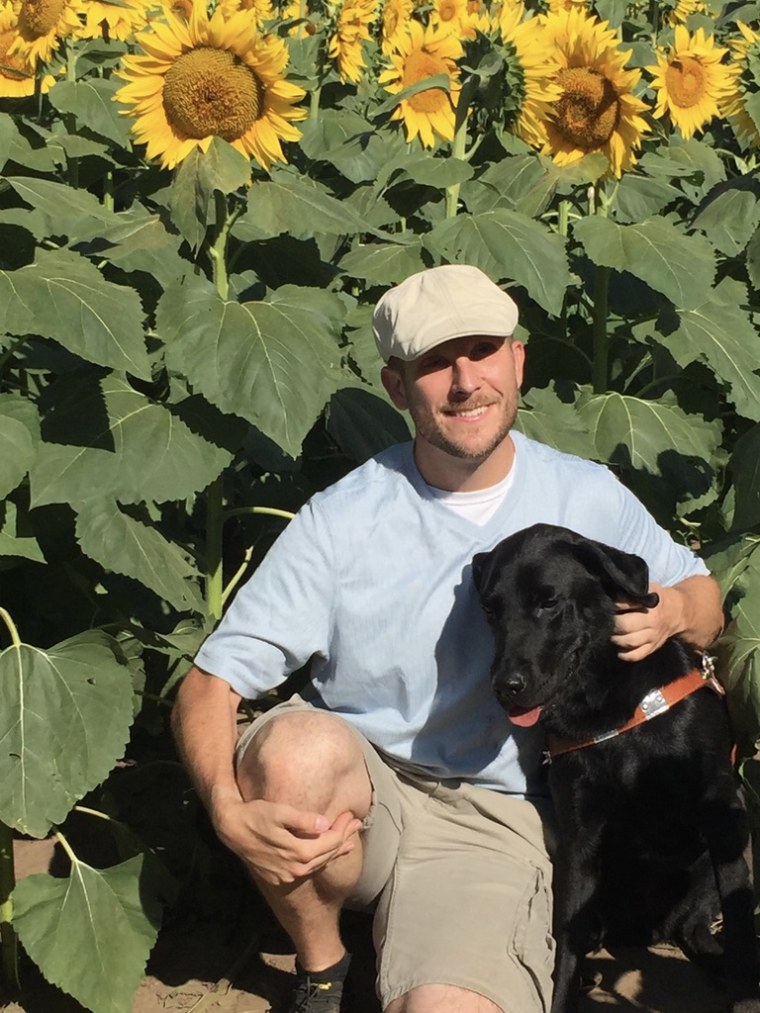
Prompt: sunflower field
<box><xmin>1</xmin><ymin>0</ymin><xmax>760</xmax><ymax>1008</ymax></box>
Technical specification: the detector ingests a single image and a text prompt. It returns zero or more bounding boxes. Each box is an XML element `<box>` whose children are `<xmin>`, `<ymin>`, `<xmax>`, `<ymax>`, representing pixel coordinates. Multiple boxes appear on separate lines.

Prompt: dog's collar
<box><xmin>546</xmin><ymin>656</ymin><xmax>725</xmax><ymax>762</ymax></box>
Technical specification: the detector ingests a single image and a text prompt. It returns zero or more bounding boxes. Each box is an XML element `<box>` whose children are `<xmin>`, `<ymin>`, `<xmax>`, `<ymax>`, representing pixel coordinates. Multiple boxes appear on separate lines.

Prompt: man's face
<box><xmin>381</xmin><ymin>334</ymin><xmax>525</xmax><ymax>470</ymax></box>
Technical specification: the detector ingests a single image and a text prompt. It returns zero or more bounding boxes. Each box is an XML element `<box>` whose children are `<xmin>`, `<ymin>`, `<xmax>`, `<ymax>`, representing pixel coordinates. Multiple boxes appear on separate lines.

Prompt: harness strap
<box><xmin>547</xmin><ymin>658</ymin><xmax>725</xmax><ymax>761</ymax></box>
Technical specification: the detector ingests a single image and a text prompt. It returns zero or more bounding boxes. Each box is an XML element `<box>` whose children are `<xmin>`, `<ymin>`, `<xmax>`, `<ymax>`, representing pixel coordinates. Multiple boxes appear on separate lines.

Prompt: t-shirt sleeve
<box><xmin>596</xmin><ymin>472</ymin><xmax>709</xmax><ymax>585</ymax></box>
<box><xmin>194</xmin><ymin>500</ymin><xmax>335</xmax><ymax>698</ymax></box>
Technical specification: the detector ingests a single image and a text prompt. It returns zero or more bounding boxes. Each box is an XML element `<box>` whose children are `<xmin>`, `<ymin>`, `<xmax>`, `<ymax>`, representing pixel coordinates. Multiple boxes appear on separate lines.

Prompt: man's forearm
<box><xmin>172</xmin><ymin>665</ymin><xmax>244</xmax><ymax>820</ymax></box>
<box><xmin>665</xmin><ymin>574</ymin><xmax>724</xmax><ymax>651</ymax></box>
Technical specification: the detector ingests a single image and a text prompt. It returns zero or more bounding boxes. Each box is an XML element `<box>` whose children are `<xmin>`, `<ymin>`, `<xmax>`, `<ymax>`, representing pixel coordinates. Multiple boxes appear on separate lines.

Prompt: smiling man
<box><xmin>172</xmin><ymin>265</ymin><xmax>723</xmax><ymax>1013</ymax></box>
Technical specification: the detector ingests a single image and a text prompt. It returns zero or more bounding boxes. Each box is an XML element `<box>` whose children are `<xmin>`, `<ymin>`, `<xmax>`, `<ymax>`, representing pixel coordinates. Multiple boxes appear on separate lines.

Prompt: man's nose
<box><xmin>450</xmin><ymin>357</ymin><xmax>480</xmax><ymax>395</ymax></box>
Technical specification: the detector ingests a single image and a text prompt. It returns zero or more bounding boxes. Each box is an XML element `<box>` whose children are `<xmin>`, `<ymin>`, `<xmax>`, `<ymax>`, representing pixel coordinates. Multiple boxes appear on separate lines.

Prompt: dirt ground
<box><xmin>2</xmin><ymin>836</ymin><xmax>728</xmax><ymax>1013</ymax></box>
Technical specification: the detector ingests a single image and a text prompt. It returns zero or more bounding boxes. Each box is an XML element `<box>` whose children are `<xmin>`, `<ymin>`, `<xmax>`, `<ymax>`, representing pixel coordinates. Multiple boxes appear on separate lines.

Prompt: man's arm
<box><xmin>611</xmin><ymin>573</ymin><xmax>724</xmax><ymax>663</ymax></box>
<box><xmin>171</xmin><ymin>666</ymin><xmax>360</xmax><ymax>884</ymax></box>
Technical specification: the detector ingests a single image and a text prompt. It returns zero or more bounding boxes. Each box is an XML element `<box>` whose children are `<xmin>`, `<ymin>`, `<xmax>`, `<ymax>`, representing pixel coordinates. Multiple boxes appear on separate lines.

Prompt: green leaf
<box><xmin>609</xmin><ymin>175</ymin><xmax>681</xmax><ymax>224</ymax></box>
<box><xmin>49</xmin><ymin>77</ymin><xmax>131</xmax><ymax>145</ymax></box>
<box><xmin>0</xmin><ymin>414</ymin><xmax>34</xmax><ymax>499</ymax></box>
<box><xmin>669</xmin><ymin>279</ymin><xmax>760</xmax><ymax>421</ymax></box>
<box><xmin>692</xmin><ymin>188</ymin><xmax>760</xmax><ymax>256</ymax></box>
<box><xmin>339</xmin><ymin>240</ymin><xmax>427</xmax><ymax>284</ymax></box>
<box><xmin>235</xmin><ymin>176</ymin><xmax>377</xmax><ymax>241</ymax></box>
<box><xmin>425</xmin><ymin>209</ymin><xmax>573</xmax><ymax>316</ymax></box>
<box><xmin>576</xmin><ymin>391</ymin><xmax>722</xmax><ymax>477</ymax></box>
<box><xmin>747</xmin><ymin>227</ymin><xmax>760</xmax><ymax>291</ymax></box>
<box><xmin>0</xmin><ymin>249</ymin><xmax>151</xmax><ymax>379</ymax></box>
<box><xmin>0</xmin><ymin>500</ymin><xmax>44</xmax><ymax>564</ymax></box>
<box><xmin>298</xmin><ymin>109</ymin><xmax>399</xmax><ymax>184</ymax></box>
<box><xmin>76</xmin><ymin>208</ymin><xmax>187</xmax><ymax>289</ymax></box>
<box><xmin>0</xmin><ymin>631</ymin><xmax>134</xmax><ymax>836</ymax></box>
<box><xmin>326</xmin><ymin>387</ymin><xmax>410</xmax><ymax>463</ymax></box>
<box><xmin>75</xmin><ymin>500</ymin><xmax>201</xmax><ymax>612</ymax></box>
<box><xmin>573</xmin><ymin>216</ymin><xmax>715</xmax><ymax>310</ymax></box>
<box><xmin>401</xmin><ymin>154</ymin><xmax>473</xmax><ymax>188</ymax></box>
<box><xmin>5</xmin><ymin>176</ymin><xmax>115</xmax><ymax>240</ymax></box>
<box><xmin>515</xmin><ymin>385</ymin><xmax>595</xmax><ymax>459</ymax></box>
<box><xmin>29</xmin><ymin>373</ymin><xmax>240</xmax><ymax>508</ymax></box>
<box><xmin>730</xmin><ymin>424</ymin><xmax>760</xmax><ymax>531</ymax></box>
<box><xmin>14</xmin><ymin>855</ymin><xmax>160</xmax><ymax>1013</ymax></box>
<box><xmin>167</xmin><ymin>139</ymin><xmax>250</xmax><ymax>248</ymax></box>
<box><xmin>159</xmin><ymin>277</ymin><xmax>348</xmax><ymax>457</ymax></box>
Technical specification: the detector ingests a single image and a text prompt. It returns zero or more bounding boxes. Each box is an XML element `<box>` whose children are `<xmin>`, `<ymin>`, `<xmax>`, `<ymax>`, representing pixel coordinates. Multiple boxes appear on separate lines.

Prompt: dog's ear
<box><xmin>571</xmin><ymin>538</ymin><xmax>660</xmax><ymax>608</ymax></box>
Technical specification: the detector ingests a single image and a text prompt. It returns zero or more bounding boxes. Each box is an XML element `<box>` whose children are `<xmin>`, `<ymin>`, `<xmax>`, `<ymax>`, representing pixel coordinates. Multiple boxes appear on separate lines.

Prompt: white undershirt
<box><xmin>426</xmin><ymin>469</ymin><xmax>515</xmax><ymax>525</ymax></box>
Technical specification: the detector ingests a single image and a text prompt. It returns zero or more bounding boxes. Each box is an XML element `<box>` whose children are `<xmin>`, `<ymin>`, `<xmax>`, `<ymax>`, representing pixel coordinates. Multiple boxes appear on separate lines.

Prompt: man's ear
<box><xmin>381</xmin><ymin>363</ymin><xmax>408</xmax><ymax>411</ymax></box>
<box><xmin>511</xmin><ymin>340</ymin><xmax>525</xmax><ymax>388</ymax></box>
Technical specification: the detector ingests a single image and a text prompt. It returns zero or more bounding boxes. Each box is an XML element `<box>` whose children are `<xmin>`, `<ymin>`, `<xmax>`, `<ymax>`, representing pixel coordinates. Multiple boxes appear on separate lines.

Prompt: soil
<box><xmin>2</xmin><ymin>836</ymin><xmax>727</xmax><ymax>1013</ymax></box>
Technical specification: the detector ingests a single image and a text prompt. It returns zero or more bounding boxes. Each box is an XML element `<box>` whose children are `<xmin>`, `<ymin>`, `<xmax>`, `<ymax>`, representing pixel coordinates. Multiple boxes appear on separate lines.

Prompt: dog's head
<box><xmin>472</xmin><ymin>523</ymin><xmax>659</xmax><ymax>728</ymax></box>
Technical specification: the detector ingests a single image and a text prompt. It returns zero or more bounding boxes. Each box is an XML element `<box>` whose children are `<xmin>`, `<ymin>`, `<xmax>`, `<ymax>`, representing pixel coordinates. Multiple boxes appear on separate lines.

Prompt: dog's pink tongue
<box><xmin>508</xmin><ymin>705</ymin><xmax>543</xmax><ymax>727</ymax></box>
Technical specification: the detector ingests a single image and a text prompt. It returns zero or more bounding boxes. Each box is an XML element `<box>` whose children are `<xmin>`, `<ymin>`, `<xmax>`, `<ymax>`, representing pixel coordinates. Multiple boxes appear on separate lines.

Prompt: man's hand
<box><xmin>611</xmin><ymin>582</ymin><xmax>676</xmax><ymax>663</ymax></box>
<box><xmin>212</xmin><ymin>797</ymin><xmax>363</xmax><ymax>886</ymax></box>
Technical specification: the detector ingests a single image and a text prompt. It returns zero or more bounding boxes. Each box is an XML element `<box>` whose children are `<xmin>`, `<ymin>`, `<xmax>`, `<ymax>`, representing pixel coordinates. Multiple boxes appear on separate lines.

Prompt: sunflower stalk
<box><xmin>445</xmin><ymin>116</ymin><xmax>467</xmax><ymax>218</ymax></box>
<box><xmin>0</xmin><ymin>609</ymin><xmax>19</xmax><ymax>988</ymax></box>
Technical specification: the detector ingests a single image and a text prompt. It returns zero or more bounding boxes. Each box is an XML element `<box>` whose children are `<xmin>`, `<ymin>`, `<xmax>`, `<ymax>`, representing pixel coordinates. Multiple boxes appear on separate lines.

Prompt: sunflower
<box><xmin>429</xmin><ymin>0</ymin><xmax>467</xmax><ymax>36</ymax></box>
<box><xmin>79</xmin><ymin>0</ymin><xmax>151</xmax><ymax>42</ymax></box>
<box><xmin>279</xmin><ymin>0</ymin><xmax>316</xmax><ymax>37</ymax></box>
<box><xmin>539</xmin><ymin>9</ymin><xmax>649</xmax><ymax>177</ymax></box>
<box><xmin>380</xmin><ymin>0</ymin><xmax>411</xmax><ymax>53</ymax></box>
<box><xmin>378</xmin><ymin>19</ymin><xmax>462</xmax><ymax>147</ymax></box>
<box><xmin>499</xmin><ymin>7</ymin><xmax>561</xmax><ymax>149</ymax></box>
<box><xmin>114</xmin><ymin>4</ymin><xmax>306</xmax><ymax>170</ymax></box>
<box><xmin>666</xmin><ymin>0</ymin><xmax>706</xmax><ymax>27</ymax></box>
<box><xmin>724</xmin><ymin>20</ymin><xmax>760</xmax><ymax>148</ymax></box>
<box><xmin>547</xmin><ymin>0</ymin><xmax>588</xmax><ymax>11</ymax></box>
<box><xmin>327</xmin><ymin>0</ymin><xmax>377</xmax><ymax>83</ymax></box>
<box><xmin>218</xmin><ymin>0</ymin><xmax>274</xmax><ymax>27</ymax></box>
<box><xmin>9</xmin><ymin>0</ymin><xmax>82</xmax><ymax>66</ymax></box>
<box><xmin>0</xmin><ymin>1</ymin><xmax>54</xmax><ymax>95</ymax></box>
<box><xmin>647</xmin><ymin>25</ymin><xmax>739</xmax><ymax>140</ymax></box>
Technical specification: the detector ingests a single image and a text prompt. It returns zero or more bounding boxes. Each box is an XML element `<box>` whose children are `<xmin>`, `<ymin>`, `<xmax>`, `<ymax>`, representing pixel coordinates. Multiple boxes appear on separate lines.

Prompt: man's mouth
<box><xmin>442</xmin><ymin>403</ymin><xmax>492</xmax><ymax>419</ymax></box>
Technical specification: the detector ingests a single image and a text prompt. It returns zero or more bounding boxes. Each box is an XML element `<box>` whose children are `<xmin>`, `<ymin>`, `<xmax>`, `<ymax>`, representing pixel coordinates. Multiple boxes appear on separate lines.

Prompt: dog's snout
<box><xmin>493</xmin><ymin>672</ymin><xmax>526</xmax><ymax>706</ymax></box>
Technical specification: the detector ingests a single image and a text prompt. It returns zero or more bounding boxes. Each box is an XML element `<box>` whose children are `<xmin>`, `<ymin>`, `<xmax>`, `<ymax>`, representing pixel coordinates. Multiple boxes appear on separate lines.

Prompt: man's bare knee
<box><xmin>237</xmin><ymin>710</ymin><xmax>372</xmax><ymax>817</ymax></box>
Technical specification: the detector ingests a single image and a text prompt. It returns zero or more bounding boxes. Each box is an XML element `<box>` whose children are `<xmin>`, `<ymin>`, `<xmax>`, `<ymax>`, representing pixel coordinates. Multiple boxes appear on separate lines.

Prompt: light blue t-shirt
<box><xmin>195</xmin><ymin>432</ymin><xmax>708</xmax><ymax>798</ymax></box>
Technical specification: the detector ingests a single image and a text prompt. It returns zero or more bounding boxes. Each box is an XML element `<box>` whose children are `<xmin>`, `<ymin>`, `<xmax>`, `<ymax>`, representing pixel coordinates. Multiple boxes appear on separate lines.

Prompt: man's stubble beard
<box><xmin>411</xmin><ymin>401</ymin><xmax>518</xmax><ymax>463</ymax></box>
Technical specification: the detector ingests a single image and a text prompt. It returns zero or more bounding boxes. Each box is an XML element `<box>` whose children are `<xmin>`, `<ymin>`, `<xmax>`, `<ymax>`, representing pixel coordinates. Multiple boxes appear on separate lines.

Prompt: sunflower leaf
<box><xmin>0</xmin><ymin>248</ymin><xmax>151</xmax><ymax>379</ymax></box>
<box><xmin>49</xmin><ymin>77</ymin><xmax>131</xmax><ymax>145</ymax></box>
<box><xmin>13</xmin><ymin>855</ymin><xmax>161</xmax><ymax>1013</ymax></box>
<box><xmin>730</xmin><ymin>423</ymin><xmax>760</xmax><ymax>531</ymax></box>
<box><xmin>424</xmin><ymin>208</ymin><xmax>573</xmax><ymax>316</ymax></box>
<box><xmin>29</xmin><ymin>372</ymin><xmax>243</xmax><ymax>508</ymax></box>
<box><xmin>572</xmin><ymin>215</ymin><xmax>715</xmax><ymax>310</ymax></box>
<box><xmin>0</xmin><ymin>630</ymin><xmax>134</xmax><ymax>836</ymax></box>
<box><xmin>158</xmin><ymin>275</ymin><xmax>349</xmax><ymax>457</ymax></box>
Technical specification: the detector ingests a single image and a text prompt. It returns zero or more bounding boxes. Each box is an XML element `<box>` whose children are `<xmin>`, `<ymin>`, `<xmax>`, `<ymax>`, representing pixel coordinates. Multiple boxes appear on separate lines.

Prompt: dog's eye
<box><xmin>534</xmin><ymin>595</ymin><xmax>558</xmax><ymax>615</ymax></box>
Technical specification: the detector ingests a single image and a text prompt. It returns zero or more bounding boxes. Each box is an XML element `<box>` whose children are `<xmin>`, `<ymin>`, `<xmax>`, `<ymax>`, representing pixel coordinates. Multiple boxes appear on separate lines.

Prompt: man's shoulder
<box><xmin>311</xmin><ymin>441</ymin><xmax>415</xmax><ymax>511</ymax></box>
<box><xmin>514</xmin><ymin>431</ymin><xmax>610</xmax><ymax>480</ymax></box>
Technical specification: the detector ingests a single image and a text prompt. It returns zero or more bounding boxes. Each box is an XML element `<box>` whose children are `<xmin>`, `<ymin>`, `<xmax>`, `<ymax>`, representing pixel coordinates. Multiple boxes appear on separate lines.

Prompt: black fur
<box><xmin>472</xmin><ymin>523</ymin><xmax>760</xmax><ymax>1013</ymax></box>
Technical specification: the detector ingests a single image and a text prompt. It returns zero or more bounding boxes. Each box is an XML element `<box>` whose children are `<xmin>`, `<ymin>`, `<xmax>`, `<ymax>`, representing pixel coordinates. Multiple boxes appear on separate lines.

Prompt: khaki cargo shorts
<box><xmin>236</xmin><ymin>698</ymin><xmax>556</xmax><ymax>1013</ymax></box>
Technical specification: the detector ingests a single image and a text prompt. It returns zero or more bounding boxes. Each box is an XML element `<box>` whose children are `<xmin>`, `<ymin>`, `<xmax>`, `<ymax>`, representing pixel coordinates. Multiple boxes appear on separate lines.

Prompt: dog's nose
<box><xmin>493</xmin><ymin>673</ymin><xmax>525</xmax><ymax>705</ymax></box>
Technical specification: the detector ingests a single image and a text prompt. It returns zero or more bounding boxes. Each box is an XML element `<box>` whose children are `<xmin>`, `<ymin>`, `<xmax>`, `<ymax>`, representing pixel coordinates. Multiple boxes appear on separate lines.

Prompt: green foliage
<box><xmin>2</xmin><ymin>0</ymin><xmax>760</xmax><ymax>1008</ymax></box>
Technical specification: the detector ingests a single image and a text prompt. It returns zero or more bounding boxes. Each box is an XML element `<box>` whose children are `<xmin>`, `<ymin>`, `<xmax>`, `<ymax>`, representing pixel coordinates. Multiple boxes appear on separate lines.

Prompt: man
<box><xmin>172</xmin><ymin>265</ymin><xmax>723</xmax><ymax>1013</ymax></box>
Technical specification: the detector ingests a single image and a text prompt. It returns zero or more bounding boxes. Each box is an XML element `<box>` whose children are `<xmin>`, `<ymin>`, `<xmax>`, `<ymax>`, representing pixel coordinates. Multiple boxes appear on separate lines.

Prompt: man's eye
<box><xmin>470</xmin><ymin>342</ymin><xmax>499</xmax><ymax>360</ymax></box>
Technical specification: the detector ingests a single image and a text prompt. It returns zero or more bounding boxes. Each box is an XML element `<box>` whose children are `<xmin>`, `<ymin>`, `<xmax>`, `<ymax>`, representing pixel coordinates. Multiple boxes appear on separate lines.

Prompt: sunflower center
<box><xmin>555</xmin><ymin>66</ymin><xmax>620</xmax><ymax>148</ymax></box>
<box><xmin>664</xmin><ymin>55</ymin><xmax>706</xmax><ymax>108</ymax></box>
<box><xmin>19</xmin><ymin>0</ymin><xmax>64</xmax><ymax>37</ymax></box>
<box><xmin>438</xmin><ymin>0</ymin><xmax>458</xmax><ymax>21</ymax></box>
<box><xmin>0</xmin><ymin>29</ymin><xmax>31</xmax><ymax>79</ymax></box>
<box><xmin>403</xmin><ymin>50</ymin><xmax>449</xmax><ymax>113</ymax></box>
<box><xmin>163</xmin><ymin>46</ymin><xmax>264</xmax><ymax>140</ymax></box>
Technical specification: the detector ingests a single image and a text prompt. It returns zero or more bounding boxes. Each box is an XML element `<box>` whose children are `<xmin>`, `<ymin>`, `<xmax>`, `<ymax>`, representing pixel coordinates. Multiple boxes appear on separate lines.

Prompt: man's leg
<box><xmin>386</xmin><ymin>984</ymin><xmax>504</xmax><ymax>1012</ymax></box>
<box><xmin>236</xmin><ymin>708</ymin><xmax>373</xmax><ymax>971</ymax></box>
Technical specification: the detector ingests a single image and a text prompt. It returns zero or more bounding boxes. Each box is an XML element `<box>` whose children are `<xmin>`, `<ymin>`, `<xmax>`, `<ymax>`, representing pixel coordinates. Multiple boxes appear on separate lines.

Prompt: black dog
<box><xmin>472</xmin><ymin>523</ymin><xmax>760</xmax><ymax>1013</ymax></box>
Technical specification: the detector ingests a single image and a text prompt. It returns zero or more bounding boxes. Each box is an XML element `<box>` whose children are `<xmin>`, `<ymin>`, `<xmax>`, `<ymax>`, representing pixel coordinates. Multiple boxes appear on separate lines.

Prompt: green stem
<box><xmin>208</xmin><ymin>191</ymin><xmax>230</xmax><ymax>300</ymax></box>
<box><xmin>591</xmin><ymin>263</ymin><xmax>610</xmax><ymax>394</ymax></box>
<box><xmin>205</xmin><ymin>475</ymin><xmax>225</xmax><ymax>623</ymax></box>
<box><xmin>102</xmin><ymin>169</ymin><xmax>114</xmax><ymax>212</ymax></box>
<box><xmin>222</xmin><ymin>506</ymin><xmax>296</xmax><ymax>522</ymax></box>
<box><xmin>445</xmin><ymin>117</ymin><xmax>468</xmax><ymax>218</ymax></box>
<box><xmin>0</xmin><ymin>821</ymin><xmax>18</xmax><ymax>988</ymax></box>
<box><xmin>310</xmin><ymin>86</ymin><xmax>321</xmax><ymax>120</ymax></box>
<box><xmin>0</xmin><ymin>609</ymin><xmax>21</xmax><ymax>649</ymax></box>
<box><xmin>65</xmin><ymin>46</ymin><xmax>79</xmax><ymax>189</ymax></box>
